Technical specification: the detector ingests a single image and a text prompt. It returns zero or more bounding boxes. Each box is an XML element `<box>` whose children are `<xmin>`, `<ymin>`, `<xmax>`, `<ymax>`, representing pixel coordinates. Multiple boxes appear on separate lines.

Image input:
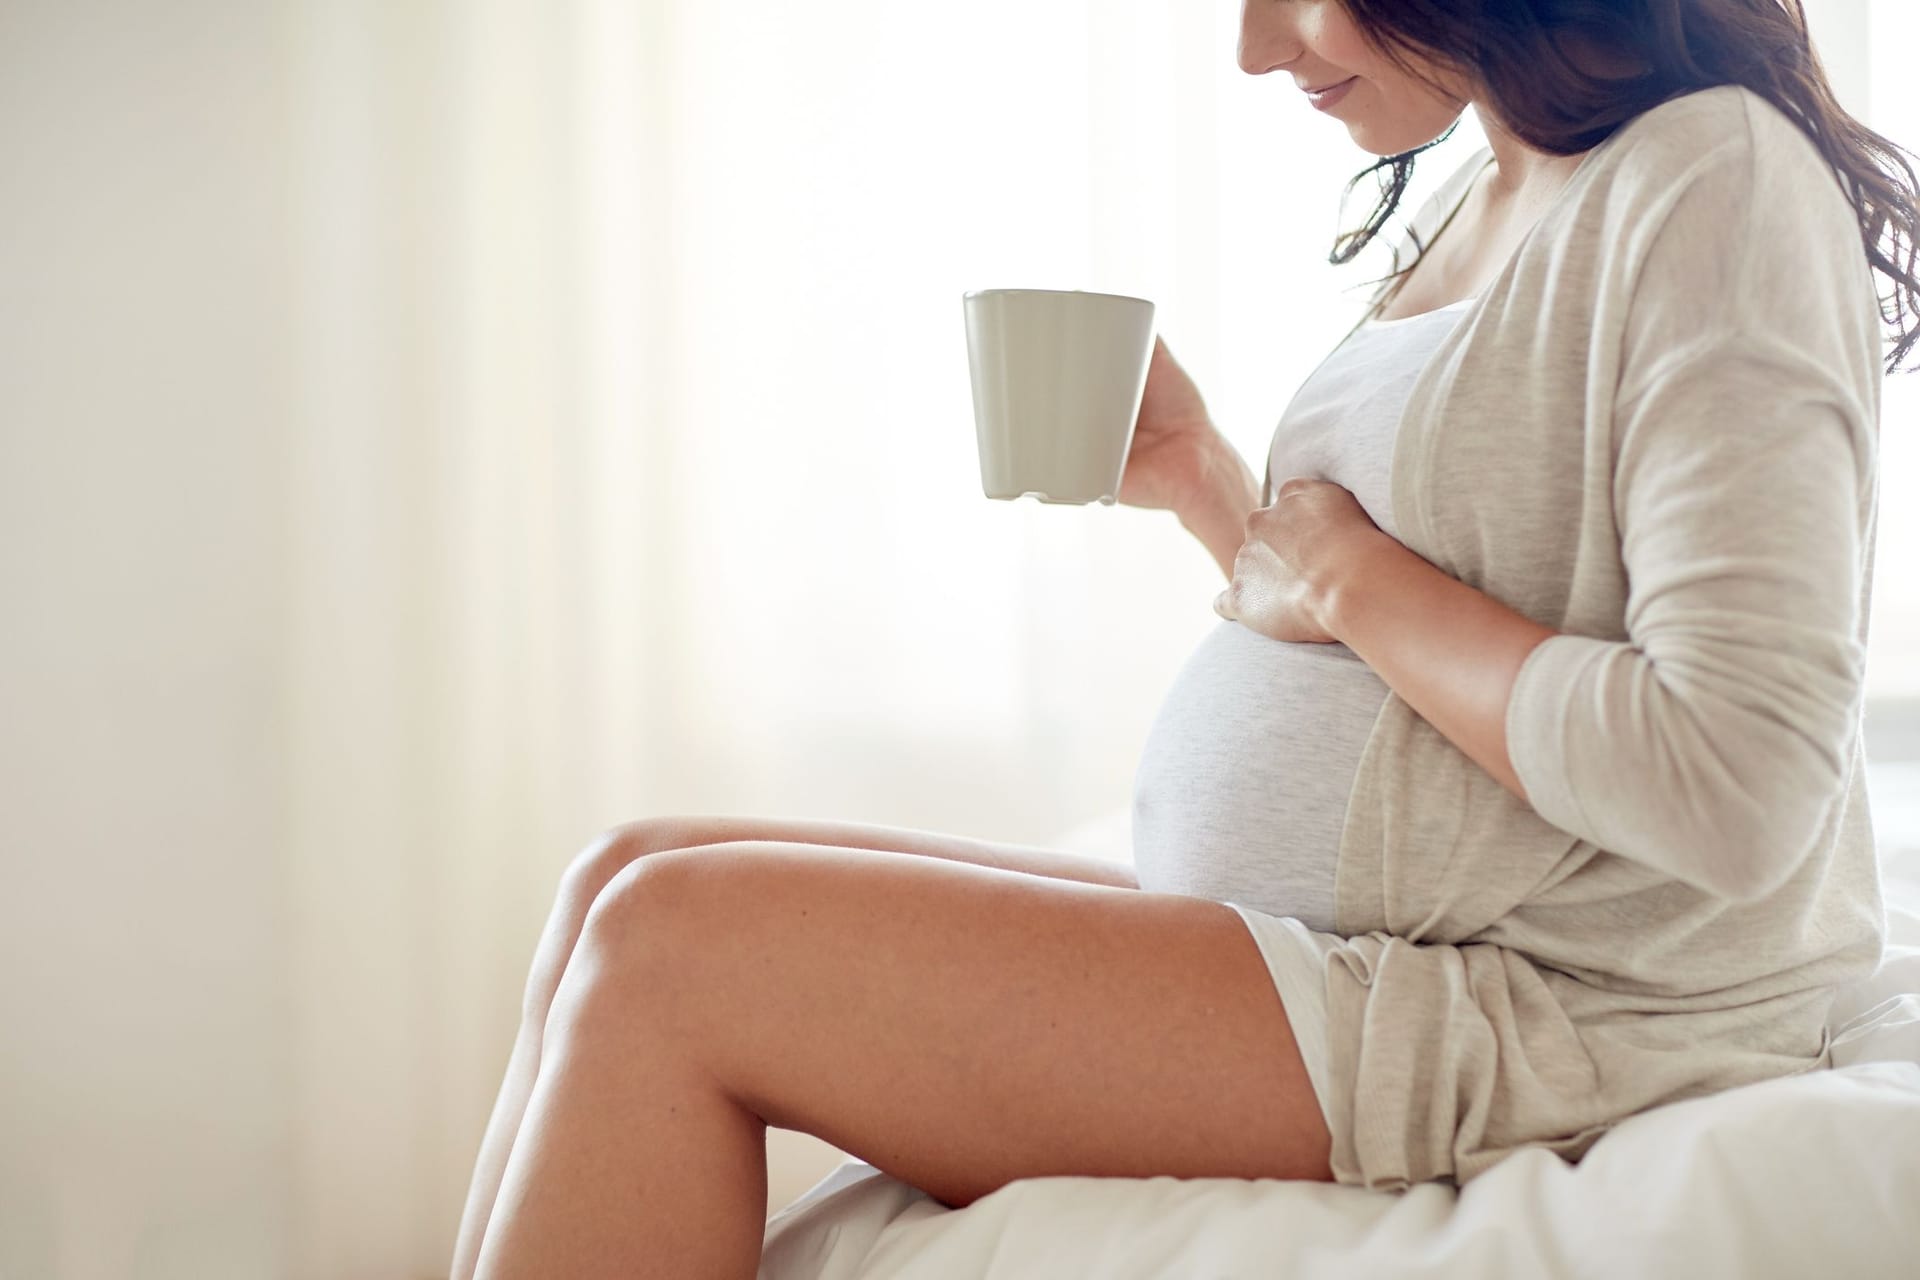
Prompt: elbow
<box><xmin>1639</xmin><ymin>655</ymin><xmax>1857</xmax><ymax>903</ymax></box>
<box><xmin>1512</xmin><ymin>634</ymin><xmax>1859</xmax><ymax>905</ymax></box>
<box><xmin>1680</xmin><ymin>743</ymin><xmax>1846</xmax><ymax>905</ymax></box>
<box><xmin>1692</xmin><ymin>830</ymin><xmax>1812</xmax><ymax>906</ymax></box>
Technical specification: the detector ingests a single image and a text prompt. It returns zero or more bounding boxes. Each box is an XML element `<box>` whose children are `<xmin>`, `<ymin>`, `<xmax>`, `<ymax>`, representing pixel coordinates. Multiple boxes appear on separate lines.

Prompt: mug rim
<box><xmin>963</xmin><ymin>287</ymin><xmax>1153</xmax><ymax>307</ymax></box>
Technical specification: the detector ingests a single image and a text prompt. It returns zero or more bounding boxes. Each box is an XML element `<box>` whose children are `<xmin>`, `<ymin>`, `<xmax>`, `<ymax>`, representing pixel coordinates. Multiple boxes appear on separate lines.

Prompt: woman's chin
<box><xmin>1342</xmin><ymin>109</ymin><xmax>1468</xmax><ymax>159</ymax></box>
<box><xmin>1340</xmin><ymin>118</ymin><xmax>1405</xmax><ymax>157</ymax></box>
<box><xmin>1347</xmin><ymin>131</ymin><xmax>1401</xmax><ymax>159</ymax></box>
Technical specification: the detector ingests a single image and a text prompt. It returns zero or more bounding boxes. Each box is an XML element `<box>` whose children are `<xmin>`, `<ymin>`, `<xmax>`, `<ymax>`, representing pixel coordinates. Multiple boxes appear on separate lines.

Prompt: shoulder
<box><xmin>1587</xmin><ymin>83</ymin><xmax>1856</xmax><ymax>243</ymax></box>
<box><xmin>1582</xmin><ymin>87</ymin><xmax>1880</xmax><ymax>412</ymax></box>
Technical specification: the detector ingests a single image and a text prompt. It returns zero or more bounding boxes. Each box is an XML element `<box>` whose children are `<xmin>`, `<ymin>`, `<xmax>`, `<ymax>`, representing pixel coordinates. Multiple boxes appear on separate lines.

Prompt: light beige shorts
<box><xmin>1222</xmin><ymin>901</ymin><xmax>1345</xmax><ymax>1130</ymax></box>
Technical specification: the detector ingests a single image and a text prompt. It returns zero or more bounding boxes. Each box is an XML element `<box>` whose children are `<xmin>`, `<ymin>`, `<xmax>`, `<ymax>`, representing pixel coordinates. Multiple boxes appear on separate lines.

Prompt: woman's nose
<box><xmin>1237</xmin><ymin>2</ymin><xmax>1305</xmax><ymax>77</ymax></box>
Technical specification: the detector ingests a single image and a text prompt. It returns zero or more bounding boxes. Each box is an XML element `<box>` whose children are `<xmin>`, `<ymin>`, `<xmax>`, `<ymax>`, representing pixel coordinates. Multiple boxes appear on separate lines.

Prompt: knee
<box><xmin>520</xmin><ymin>819</ymin><xmax>698</xmax><ymax>1028</ymax></box>
<box><xmin>548</xmin><ymin>853</ymin><xmax>701</xmax><ymax>1035</ymax></box>
<box><xmin>555</xmin><ymin>817</ymin><xmax>700</xmax><ymax>916</ymax></box>
<box><xmin>575</xmin><ymin>851</ymin><xmax>692</xmax><ymax>954</ymax></box>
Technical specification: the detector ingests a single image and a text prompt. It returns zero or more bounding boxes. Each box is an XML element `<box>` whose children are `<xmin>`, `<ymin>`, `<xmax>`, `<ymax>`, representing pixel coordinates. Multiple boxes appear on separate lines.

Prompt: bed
<box><xmin>757</xmin><ymin>762</ymin><xmax>1920</xmax><ymax>1279</ymax></box>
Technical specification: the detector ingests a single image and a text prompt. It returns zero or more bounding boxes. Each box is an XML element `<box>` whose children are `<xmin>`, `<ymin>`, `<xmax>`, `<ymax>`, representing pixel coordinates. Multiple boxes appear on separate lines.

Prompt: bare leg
<box><xmin>473</xmin><ymin>929</ymin><xmax>768</xmax><ymax>1279</ymax></box>
<box><xmin>446</xmin><ymin>816</ymin><xmax>1134</xmax><ymax>1280</ymax></box>
<box><xmin>467</xmin><ymin>841</ymin><xmax>1327</xmax><ymax>1277</ymax></box>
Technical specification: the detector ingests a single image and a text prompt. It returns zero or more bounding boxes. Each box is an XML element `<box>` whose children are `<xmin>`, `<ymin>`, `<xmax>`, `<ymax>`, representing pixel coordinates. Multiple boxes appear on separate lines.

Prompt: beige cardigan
<box><xmin>1313</xmin><ymin>83</ymin><xmax>1888</xmax><ymax>1190</ymax></box>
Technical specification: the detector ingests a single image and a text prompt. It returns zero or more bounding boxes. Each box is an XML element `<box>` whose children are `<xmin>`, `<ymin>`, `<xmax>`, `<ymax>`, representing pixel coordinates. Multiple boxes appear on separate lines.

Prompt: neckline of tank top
<box><xmin>1357</xmin><ymin>295</ymin><xmax>1478</xmax><ymax>331</ymax></box>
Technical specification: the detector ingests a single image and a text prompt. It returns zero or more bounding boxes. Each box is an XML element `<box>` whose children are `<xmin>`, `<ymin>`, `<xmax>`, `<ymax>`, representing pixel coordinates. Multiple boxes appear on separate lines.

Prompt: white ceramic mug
<box><xmin>962</xmin><ymin>288</ymin><xmax>1157</xmax><ymax>505</ymax></box>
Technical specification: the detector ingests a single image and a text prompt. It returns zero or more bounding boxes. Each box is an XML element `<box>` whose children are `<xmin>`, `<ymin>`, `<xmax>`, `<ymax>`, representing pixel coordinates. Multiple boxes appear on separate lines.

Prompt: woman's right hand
<box><xmin>1116</xmin><ymin>335</ymin><xmax>1223</xmax><ymax>517</ymax></box>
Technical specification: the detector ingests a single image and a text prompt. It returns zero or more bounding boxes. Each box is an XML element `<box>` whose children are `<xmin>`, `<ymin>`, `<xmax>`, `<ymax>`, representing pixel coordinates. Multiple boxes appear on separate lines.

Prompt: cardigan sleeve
<box><xmin>1503</xmin><ymin>119</ymin><xmax>1880</xmax><ymax>904</ymax></box>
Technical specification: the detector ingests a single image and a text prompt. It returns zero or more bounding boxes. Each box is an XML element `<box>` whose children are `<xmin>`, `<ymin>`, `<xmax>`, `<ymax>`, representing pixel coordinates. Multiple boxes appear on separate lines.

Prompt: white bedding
<box><xmin>759</xmin><ymin>770</ymin><xmax>1920</xmax><ymax>1280</ymax></box>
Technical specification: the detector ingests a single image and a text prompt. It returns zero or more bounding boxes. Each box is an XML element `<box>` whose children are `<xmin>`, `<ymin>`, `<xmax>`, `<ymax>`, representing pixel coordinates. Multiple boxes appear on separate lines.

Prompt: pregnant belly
<box><xmin>1129</xmin><ymin>620</ymin><xmax>1389</xmax><ymax>932</ymax></box>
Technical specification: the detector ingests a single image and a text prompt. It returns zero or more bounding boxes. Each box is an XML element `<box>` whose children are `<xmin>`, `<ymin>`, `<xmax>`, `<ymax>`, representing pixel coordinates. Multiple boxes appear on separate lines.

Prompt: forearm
<box><xmin>1177</xmin><ymin>437</ymin><xmax>1262</xmax><ymax>582</ymax></box>
<box><xmin>1324</xmin><ymin>534</ymin><xmax>1560</xmax><ymax>802</ymax></box>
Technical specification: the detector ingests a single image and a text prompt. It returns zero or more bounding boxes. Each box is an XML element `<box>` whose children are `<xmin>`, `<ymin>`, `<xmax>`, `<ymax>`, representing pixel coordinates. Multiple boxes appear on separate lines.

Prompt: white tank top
<box><xmin>1129</xmin><ymin>297</ymin><xmax>1474</xmax><ymax>929</ymax></box>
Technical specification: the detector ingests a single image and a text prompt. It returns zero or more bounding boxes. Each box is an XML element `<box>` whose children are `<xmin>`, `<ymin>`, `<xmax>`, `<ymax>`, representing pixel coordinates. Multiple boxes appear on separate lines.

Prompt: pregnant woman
<box><xmin>455</xmin><ymin>2</ymin><xmax>1919</xmax><ymax>1276</ymax></box>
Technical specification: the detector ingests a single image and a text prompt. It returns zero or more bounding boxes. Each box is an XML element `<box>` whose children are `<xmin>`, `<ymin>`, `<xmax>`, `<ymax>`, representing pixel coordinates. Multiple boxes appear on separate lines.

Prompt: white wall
<box><xmin>0</xmin><ymin>3</ymin><xmax>294</xmax><ymax>1274</ymax></box>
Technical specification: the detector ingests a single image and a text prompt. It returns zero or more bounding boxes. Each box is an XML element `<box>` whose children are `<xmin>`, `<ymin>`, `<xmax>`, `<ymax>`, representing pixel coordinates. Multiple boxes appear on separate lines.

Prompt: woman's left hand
<box><xmin>1212</xmin><ymin>476</ymin><xmax>1388</xmax><ymax>645</ymax></box>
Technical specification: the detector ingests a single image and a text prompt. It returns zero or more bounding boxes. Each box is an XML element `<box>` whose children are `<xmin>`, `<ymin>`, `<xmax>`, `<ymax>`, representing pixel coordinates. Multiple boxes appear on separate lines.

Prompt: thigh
<box><xmin>576</xmin><ymin>817</ymin><xmax>1128</xmax><ymax>898</ymax></box>
<box><xmin>525</xmin><ymin>816</ymin><xmax>1131</xmax><ymax>1035</ymax></box>
<box><xmin>588</xmin><ymin>842</ymin><xmax>1333</xmax><ymax>1208</ymax></box>
<box><xmin>645</xmin><ymin>817</ymin><xmax>1128</xmax><ymax>886</ymax></box>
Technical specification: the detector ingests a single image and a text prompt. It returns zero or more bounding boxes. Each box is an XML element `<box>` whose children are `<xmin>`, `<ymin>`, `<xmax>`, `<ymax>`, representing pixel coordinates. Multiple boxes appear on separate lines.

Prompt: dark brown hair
<box><xmin>1331</xmin><ymin>0</ymin><xmax>1920</xmax><ymax>374</ymax></box>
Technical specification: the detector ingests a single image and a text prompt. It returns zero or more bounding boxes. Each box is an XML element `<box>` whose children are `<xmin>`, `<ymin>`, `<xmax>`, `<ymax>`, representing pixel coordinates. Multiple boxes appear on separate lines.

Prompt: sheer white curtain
<box><xmin>0</xmin><ymin>1</ymin><xmax>1911</xmax><ymax>1277</ymax></box>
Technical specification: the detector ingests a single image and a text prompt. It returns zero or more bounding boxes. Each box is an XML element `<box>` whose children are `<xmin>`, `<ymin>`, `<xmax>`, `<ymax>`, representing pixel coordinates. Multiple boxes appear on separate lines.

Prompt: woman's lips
<box><xmin>1305</xmin><ymin>76</ymin><xmax>1358</xmax><ymax>111</ymax></box>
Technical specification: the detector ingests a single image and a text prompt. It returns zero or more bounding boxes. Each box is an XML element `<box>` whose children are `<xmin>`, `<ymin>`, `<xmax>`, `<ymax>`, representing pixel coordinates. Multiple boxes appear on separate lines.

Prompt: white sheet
<box><xmin>759</xmin><ymin>783</ymin><xmax>1920</xmax><ymax>1280</ymax></box>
